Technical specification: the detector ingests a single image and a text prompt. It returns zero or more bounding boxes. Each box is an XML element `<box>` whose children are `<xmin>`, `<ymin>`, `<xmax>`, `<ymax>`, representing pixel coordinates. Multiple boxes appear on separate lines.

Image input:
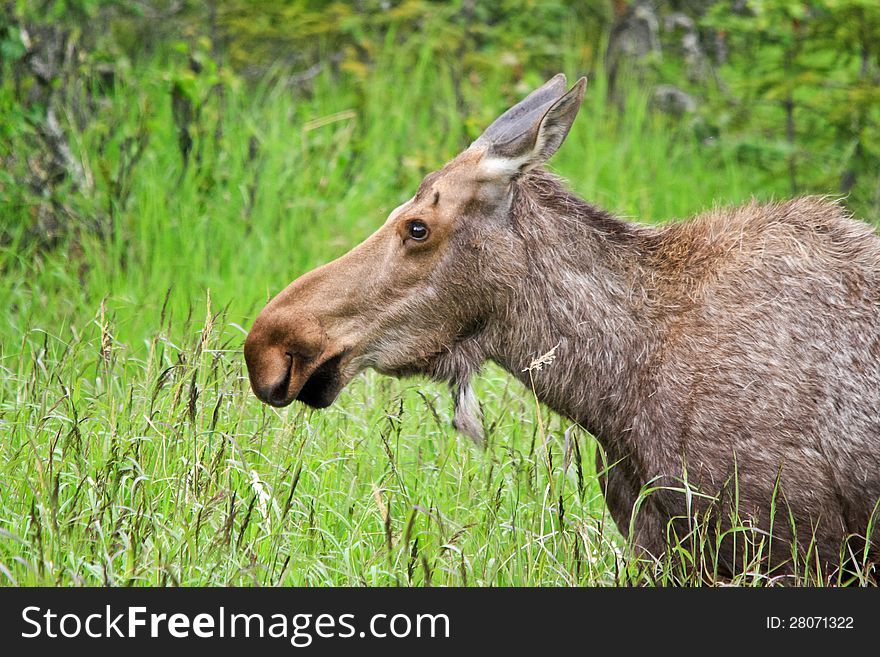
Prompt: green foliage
<box><xmin>212</xmin><ymin>0</ymin><xmax>609</xmax><ymax>78</ymax></box>
<box><xmin>703</xmin><ymin>0</ymin><xmax>880</xmax><ymax>207</ymax></box>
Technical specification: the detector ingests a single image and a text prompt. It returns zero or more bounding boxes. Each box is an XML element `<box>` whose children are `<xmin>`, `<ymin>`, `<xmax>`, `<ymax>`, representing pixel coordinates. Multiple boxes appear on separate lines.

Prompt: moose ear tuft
<box><xmin>474</xmin><ymin>76</ymin><xmax>587</xmax><ymax>180</ymax></box>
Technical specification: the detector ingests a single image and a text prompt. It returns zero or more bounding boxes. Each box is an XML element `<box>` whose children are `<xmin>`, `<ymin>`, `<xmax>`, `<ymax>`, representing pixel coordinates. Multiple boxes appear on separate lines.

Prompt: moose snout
<box><xmin>244</xmin><ymin>343</ymin><xmax>294</xmax><ymax>406</ymax></box>
<box><xmin>243</xmin><ymin>306</ymin><xmax>329</xmax><ymax>407</ymax></box>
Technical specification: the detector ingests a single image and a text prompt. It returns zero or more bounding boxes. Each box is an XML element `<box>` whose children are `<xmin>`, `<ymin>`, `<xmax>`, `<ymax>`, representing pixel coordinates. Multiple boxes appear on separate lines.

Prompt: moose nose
<box><xmin>243</xmin><ymin>334</ymin><xmax>294</xmax><ymax>406</ymax></box>
<box><xmin>258</xmin><ymin>352</ymin><xmax>294</xmax><ymax>407</ymax></box>
<box><xmin>243</xmin><ymin>306</ymin><xmax>329</xmax><ymax>407</ymax></box>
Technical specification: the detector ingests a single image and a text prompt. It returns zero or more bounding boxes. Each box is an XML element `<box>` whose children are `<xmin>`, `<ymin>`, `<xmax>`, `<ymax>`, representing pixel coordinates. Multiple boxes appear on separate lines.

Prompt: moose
<box><xmin>245</xmin><ymin>74</ymin><xmax>880</xmax><ymax>578</ymax></box>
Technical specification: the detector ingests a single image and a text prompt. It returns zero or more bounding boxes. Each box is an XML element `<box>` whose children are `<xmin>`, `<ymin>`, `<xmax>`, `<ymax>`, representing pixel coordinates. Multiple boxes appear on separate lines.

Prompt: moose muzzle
<box><xmin>243</xmin><ymin>305</ymin><xmax>345</xmax><ymax>409</ymax></box>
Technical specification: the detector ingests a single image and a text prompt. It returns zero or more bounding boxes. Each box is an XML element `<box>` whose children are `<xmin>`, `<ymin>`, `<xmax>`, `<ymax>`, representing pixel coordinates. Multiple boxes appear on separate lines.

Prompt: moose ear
<box><xmin>473</xmin><ymin>76</ymin><xmax>587</xmax><ymax>179</ymax></box>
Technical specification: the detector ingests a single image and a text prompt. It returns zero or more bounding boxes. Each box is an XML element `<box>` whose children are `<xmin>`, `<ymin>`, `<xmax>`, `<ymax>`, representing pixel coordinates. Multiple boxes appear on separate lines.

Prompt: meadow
<box><xmin>0</xmin><ymin>37</ymin><xmax>867</xmax><ymax>586</ymax></box>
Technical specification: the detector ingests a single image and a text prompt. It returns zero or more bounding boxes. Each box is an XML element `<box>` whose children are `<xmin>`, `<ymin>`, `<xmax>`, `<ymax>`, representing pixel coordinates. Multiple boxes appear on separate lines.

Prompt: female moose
<box><xmin>245</xmin><ymin>74</ymin><xmax>880</xmax><ymax>578</ymax></box>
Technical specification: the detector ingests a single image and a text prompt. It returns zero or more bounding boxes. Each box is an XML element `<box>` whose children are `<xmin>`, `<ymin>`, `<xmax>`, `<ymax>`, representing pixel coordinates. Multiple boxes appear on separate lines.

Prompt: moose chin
<box><xmin>244</xmin><ymin>73</ymin><xmax>880</xmax><ymax>579</ymax></box>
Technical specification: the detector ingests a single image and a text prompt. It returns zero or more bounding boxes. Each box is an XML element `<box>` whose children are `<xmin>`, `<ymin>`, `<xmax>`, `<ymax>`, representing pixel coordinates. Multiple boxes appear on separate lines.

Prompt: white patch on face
<box><xmin>473</xmin><ymin>114</ymin><xmax>559</xmax><ymax>179</ymax></box>
<box><xmin>477</xmin><ymin>154</ymin><xmax>529</xmax><ymax>180</ymax></box>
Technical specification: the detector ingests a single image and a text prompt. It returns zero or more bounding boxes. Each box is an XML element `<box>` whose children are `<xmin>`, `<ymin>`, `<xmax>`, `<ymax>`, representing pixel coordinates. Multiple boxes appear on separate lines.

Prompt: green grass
<box><xmin>0</xmin><ymin>42</ymin><xmax>851</xmax><ymax>586</ymax></box>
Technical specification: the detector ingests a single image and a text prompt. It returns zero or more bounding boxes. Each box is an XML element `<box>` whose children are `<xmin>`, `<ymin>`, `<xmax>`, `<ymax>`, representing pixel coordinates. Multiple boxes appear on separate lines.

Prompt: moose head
<box><xmin>244</xmin><ymin>74</ymin><xmax>586</xmax><ymax>441</ymax></box>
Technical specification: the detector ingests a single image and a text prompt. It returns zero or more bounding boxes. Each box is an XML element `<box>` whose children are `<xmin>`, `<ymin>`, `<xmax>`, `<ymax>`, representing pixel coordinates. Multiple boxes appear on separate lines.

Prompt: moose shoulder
<box><xmin>244</xmin><ymin>74</ymin><xmax>880</xmax><ymax>577</ymax></box>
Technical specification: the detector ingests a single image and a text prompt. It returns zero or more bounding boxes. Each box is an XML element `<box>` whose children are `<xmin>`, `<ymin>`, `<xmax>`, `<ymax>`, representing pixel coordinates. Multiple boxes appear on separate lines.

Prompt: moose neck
<box><xmin>485</xmin><ymin>171</ymin><xmax>659</xmax><ymax>442</ymax></box>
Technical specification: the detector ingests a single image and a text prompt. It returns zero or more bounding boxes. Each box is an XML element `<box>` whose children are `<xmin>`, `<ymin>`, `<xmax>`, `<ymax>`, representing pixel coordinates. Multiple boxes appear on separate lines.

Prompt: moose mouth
<box><xmin>294</xmin><ymin>351</ymin><xmax>347</xmax><ymax>408</ymax></box>
<box><xmin>261</xmin><ymin>350</ymin><xmax>348</xmax><ymax>409</ymax></box>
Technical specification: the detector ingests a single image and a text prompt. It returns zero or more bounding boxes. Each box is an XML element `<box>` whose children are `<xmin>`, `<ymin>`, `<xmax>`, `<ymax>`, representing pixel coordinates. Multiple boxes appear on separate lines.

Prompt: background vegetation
<box><xmin>0</xmin><ymin>0</ymin><xmax>878</xmax><ymax>586</ymax></box>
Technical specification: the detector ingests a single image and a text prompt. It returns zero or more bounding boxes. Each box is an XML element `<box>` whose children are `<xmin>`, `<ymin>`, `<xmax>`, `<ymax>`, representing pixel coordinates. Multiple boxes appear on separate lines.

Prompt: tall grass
<box><xmin>0</xmin><ymin>41</ymin><xmax>828</xmax><ymax>586</ymax></box>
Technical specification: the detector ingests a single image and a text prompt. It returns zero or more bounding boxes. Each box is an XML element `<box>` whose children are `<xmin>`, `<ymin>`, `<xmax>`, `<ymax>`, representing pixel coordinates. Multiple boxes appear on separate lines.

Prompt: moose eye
<box><xmin>407</xmin><ymin>220</ymin><xmax>429</xmax><ymax>241</ymax></box>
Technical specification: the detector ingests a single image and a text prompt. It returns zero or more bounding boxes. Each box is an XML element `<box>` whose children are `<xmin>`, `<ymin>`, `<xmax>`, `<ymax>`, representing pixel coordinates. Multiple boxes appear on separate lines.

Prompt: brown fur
<box><xmin>245</xmin><ymin>75</ymin><xmax>880</xmax><ymax>577</ymax></box>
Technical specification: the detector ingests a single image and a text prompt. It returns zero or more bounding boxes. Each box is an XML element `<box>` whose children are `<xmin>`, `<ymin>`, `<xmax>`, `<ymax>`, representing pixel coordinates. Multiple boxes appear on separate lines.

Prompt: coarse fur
<box><xmin>245</xmin><ymin>75</ymin><xmax>880</xmax><ymax>577</ymax></box>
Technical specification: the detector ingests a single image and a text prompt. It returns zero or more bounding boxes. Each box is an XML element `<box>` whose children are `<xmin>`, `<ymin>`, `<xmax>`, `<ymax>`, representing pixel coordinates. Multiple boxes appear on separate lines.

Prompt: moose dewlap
<box><xmin>244</xmin><ymin>74</ymin><xmax>880</xmax><ymax>576</ymax></box>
